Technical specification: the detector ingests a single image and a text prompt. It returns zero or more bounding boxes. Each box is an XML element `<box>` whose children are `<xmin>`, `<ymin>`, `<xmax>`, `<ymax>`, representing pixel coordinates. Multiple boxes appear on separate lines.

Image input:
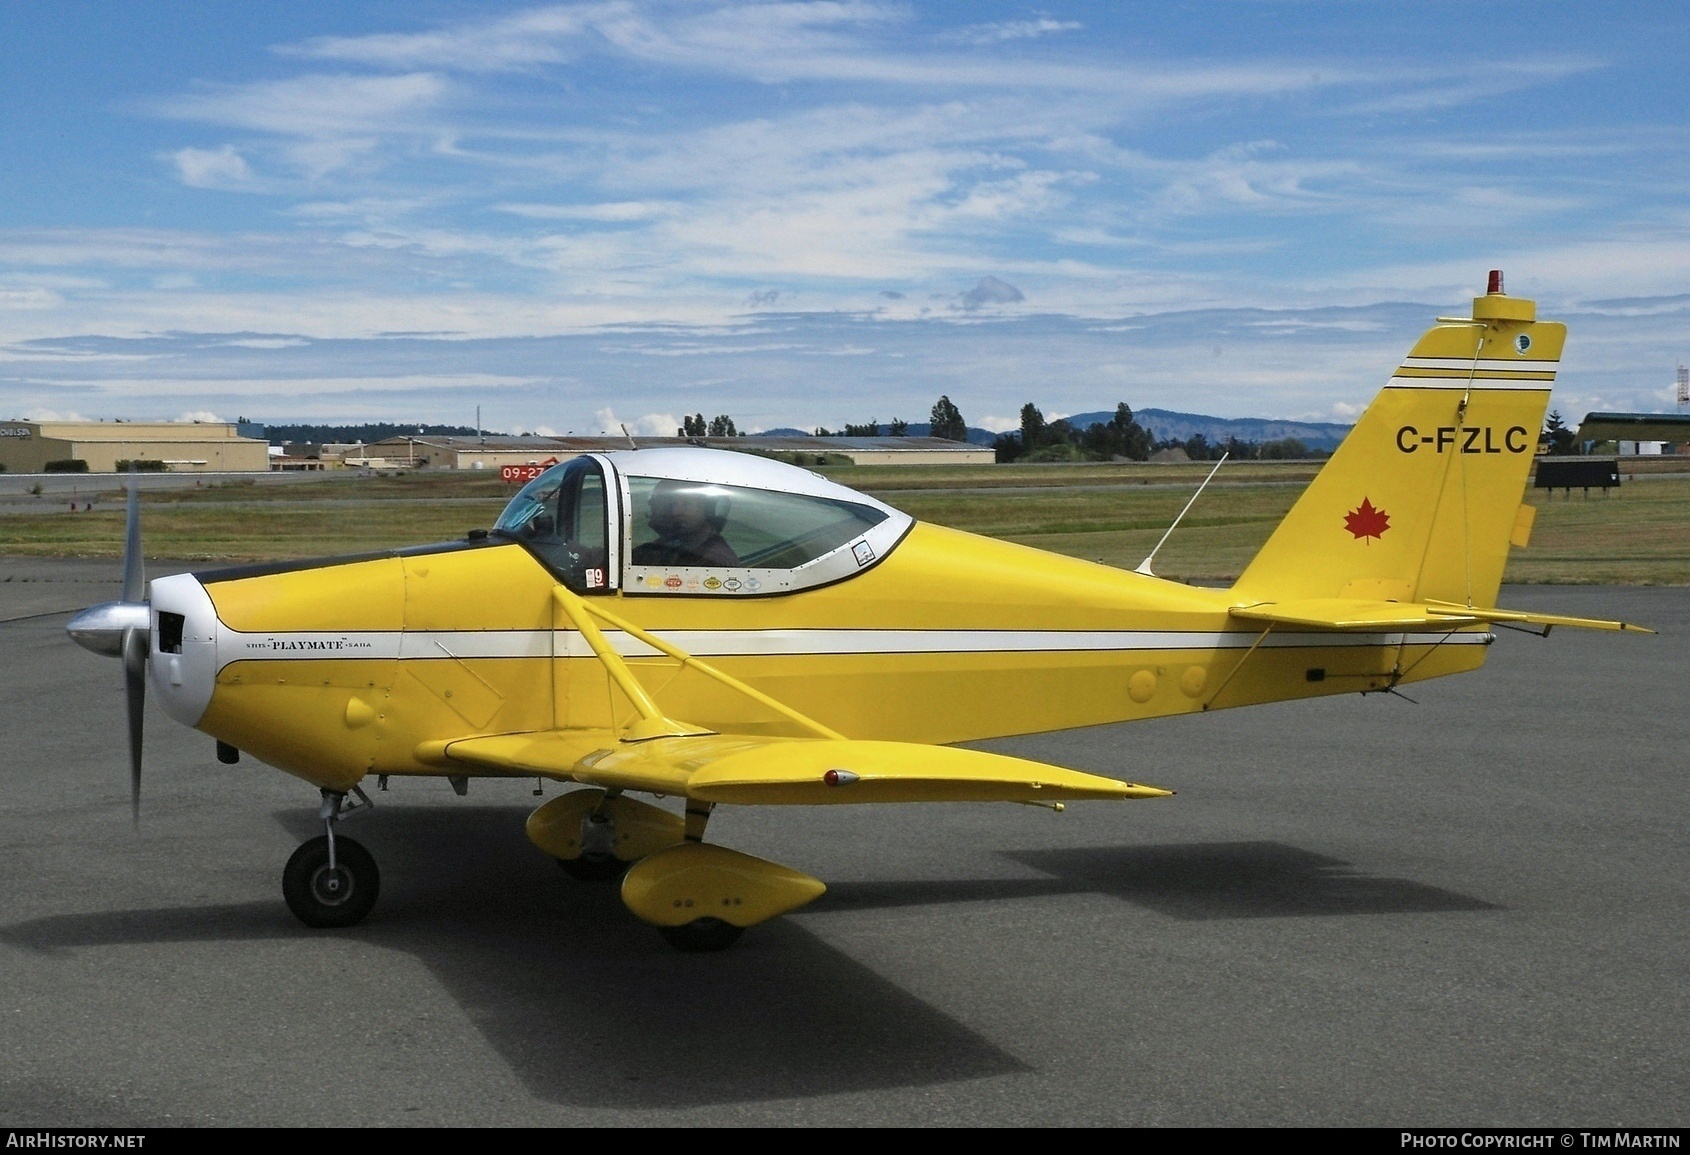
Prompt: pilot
<box><xmin>633</xmin><ymin>479</ymin><xmax>740</xmax><ymax>567</ymax></box>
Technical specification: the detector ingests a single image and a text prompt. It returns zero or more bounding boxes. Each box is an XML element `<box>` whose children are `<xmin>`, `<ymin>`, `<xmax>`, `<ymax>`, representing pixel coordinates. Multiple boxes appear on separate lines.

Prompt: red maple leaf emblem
<box><xmin>1344</xmin><ymin>497</ymin><xmax>1390</xmax><ymax>542</ymax></box>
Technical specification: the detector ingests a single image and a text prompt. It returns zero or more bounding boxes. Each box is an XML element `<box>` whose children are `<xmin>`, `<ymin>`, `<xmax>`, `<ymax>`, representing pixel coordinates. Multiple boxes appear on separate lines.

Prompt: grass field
<box><xmin>2</xmin><ymin>461</ymin><xmax>1687</xmax><ymax>585</ymax></box>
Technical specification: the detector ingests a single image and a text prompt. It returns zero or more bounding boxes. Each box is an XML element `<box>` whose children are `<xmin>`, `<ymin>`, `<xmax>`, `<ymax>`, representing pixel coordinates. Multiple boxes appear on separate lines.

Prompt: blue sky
<box><xmin>3</xmin><ymin>1</ymin><xmax>1688</xmax><ymax>434</ymax></box>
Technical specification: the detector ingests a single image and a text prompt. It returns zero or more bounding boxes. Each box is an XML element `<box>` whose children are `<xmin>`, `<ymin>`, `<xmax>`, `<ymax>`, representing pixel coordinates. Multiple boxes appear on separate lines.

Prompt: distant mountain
<box><xmin>763</xmin><ymin>409</ymin><xmax>1349</xmax><ymax>449</ymax></box>
<box><xmin>1060</xmin><ymin>408</ymin><xmax>1351</xmax><ymax>450</ymax></box>
<box><xmin>755</xmin><ymin>424</ymin><xmax>997</xmax><ymax>445</ymax></box>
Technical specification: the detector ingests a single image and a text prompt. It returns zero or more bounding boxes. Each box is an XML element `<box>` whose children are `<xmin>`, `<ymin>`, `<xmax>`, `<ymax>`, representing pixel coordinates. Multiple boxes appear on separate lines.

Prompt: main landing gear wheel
<box><xmin>283</xmin><ymin>835</ymin><xmax>379</xmax><ymax>928</ymax></box>
<box><xmin>557</xmin><ymin>852</ymin><xmax>628</xmax><ymax>882</ymax></box>
<box><xmin>659</xmin><ymin>918</ymin><xmax>744</xmax><ymax>953</ymax></box>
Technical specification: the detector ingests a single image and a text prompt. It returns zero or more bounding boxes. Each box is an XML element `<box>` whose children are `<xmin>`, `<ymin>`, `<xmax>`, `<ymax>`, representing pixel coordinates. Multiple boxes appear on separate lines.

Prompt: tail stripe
<box><xmin>1386</xmin><ymin>376</ymin><xmax>1552</xmax><ymax>391</ymax></box>
<box><xmin>1403</xmin><ymin>357</ymin><xmax>1558</xmax><ymax>371</ymax></box>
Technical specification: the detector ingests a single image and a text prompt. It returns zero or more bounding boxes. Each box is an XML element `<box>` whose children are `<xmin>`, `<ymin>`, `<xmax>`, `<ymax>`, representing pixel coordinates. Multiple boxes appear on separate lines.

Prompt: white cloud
<box><xmin>975</xmin><ymin>413</ymin><xmax>1020</xmax><ymax>433</ymax></box>
<box><xmin>947</xmin><ymin>19</ymin><xmax>1081</xmax><ymax>45</ymax></box>
<box><xmin>276</xmin><ymin>1</ymin><xmax>1356</xmax><ymax>99</ymax></box>
<box><xmin>632</xmin><ymin>411</ymin><xmax>682</xmax><ymax>436</ymax></box>
<box><xmin>217</xmin><ymin>337</ymin><xmax>309</xmax><ymax>349</ymax></box>
<box><xmin>0</xmin><ymin>287</ymin><xmax>63</xmax><ymax>310</ymax></box>
<box><xmin>581</xmin><ymin>406</ymin><xmax>681</xmax><ymax>436</ymax></box>
<box><xmin>495</xmin><ymin>201</ymin><xmax>662</xmax><ymax>221</ymax></box>
<box><xmin>175</xmin><ymin>409</ymin><xmax>224</xmax><ymax>423</ymax></box>
<box><xmin>288</xmin><ymin>4</ymin><xmax>604</xmax><ymax>72</ymax></box>
<box><xmin>156</xmin><ymin>72</ymin><xmax>447</xmax><ymax>137</ymax></box>
<box><xmin>170</xmin><ymin>145</ymin><xmax>256</xmax><ymax>189</ymax></box>
<box><xmin>154</xmin><ymin>73</ymin><xmax>448</xmax><ymax>176</ymax></box>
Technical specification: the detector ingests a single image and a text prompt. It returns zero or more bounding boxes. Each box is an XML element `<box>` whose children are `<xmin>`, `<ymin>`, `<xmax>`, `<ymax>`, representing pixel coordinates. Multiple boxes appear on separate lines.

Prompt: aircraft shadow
<box><xmin>1006</xmin><ymin>842</ymin><xmax>1499</xmax><ymax>920</ymax></box>
<box><xmin>1</xmin><ymin>805</ymin><xmax>1025</xmax><ymax>1109</ymax></box>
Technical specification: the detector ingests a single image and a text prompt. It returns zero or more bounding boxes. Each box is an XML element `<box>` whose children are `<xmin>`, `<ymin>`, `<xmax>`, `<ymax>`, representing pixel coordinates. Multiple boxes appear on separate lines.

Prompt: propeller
<box><xmin>64</xmin><ymin>466</ymin><xmax>149</xmax><ymax>822</ymax></box>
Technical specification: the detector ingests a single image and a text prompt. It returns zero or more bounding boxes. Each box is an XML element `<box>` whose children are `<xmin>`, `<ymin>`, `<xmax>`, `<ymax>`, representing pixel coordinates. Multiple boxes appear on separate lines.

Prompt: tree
<box><xmin>929</xmin><ymin>395</ymin><xmax>967</xmax><ymax>441</ymax></box>
<box><xmin>707</xmin><ymin>414</ymin><xmax>737</xmax><ymax>437</ymax></box>
<box><xmin>679</xmin><ymin>414</ymin><xmax>707</xmax><ymax>437</ymax></box>
<box><xmin>1077</xmin><ymin>402</ymin><xmax>1151</xmax><ymax>461</ymax></box>
<box><xmin>1221</xmin><ymin>436</ymin><xmax>1257</xmax><ymax>461</ymax></box>
<box><xmin>1019</xmin><ymin>403</ymin><xmax>1046</xmax><ymax>451</ymax></box>
<box><xmin>1543</xmin><ymin>410</ymin><xmax>1576</xmax><ymax>455</ymax></box>
<box><xmin>887</xmin><ymin>417</ymin><xmax>909</xmax><ymax>436</ymax></box>
<box><xmin>843</xmin><ymin>419</ymin><xmax>880</xmax><ymax>436</ymax></box>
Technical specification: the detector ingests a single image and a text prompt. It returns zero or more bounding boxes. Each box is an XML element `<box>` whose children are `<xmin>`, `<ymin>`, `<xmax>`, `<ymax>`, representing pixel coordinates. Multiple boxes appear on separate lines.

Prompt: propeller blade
<box><xmin>121</xmin><ymin>465</ymin><xmax>144</xmax><ymax>604</ymax></box>
<box><xmin>122</xmin><ymin>625</ymin><xmax>146</xmax><ymax>823</ymax></box>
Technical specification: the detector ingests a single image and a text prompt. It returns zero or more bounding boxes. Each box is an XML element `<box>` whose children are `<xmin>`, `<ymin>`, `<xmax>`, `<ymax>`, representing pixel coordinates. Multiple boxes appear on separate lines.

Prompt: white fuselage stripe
<box><xmin>215</xmin><ymin>626</ymin><xmax>1491</xmax><ymax>670</ymax></box>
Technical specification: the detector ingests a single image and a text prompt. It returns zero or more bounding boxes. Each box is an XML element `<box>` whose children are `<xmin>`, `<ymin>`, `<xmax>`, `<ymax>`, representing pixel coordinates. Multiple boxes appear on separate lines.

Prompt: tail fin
<box><xmin>1234</xmin><ymin>274</ymin><xmax>1561</xmax><ymax>609</ymax></box>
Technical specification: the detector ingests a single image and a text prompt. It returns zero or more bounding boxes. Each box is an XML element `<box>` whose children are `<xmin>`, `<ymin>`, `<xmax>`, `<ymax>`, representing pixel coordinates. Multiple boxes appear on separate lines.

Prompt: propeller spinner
<box><xmin>64</xmin><ymin>469</ymin><xmax>149</xmax><ymax>821</ymax></box>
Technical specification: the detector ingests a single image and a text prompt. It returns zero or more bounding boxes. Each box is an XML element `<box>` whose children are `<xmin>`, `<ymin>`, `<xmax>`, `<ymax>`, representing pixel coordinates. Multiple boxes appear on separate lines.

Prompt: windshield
<box><xmin>627</xmin><ymin>477</ymin><xmax>887</xmax><ymax>573</ymax></box>
<box><xmin>493</xmin><ymin>457</ymin><xmax>610</xmax><ymax>591</ymax></box>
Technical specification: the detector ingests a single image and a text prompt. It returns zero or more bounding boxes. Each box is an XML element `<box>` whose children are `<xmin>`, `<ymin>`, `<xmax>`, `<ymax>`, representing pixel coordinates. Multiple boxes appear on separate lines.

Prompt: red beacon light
<box><xmin>823</xmin><ymin>768</ymin><xmax>859</xmax><ymax>787</ymax></box>
<box><xmin>1472</xmin><ymin>268</ymin><xmax>1533</xmax><ymax>322</ymax></box>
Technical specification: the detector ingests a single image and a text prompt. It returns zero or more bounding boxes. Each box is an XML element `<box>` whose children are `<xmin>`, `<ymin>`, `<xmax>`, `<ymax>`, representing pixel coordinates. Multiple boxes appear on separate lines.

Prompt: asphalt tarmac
<box><xmin>0</xmin><ymin>556</ymin><xmax>1684</xmax><ymax>1126</ymax></box>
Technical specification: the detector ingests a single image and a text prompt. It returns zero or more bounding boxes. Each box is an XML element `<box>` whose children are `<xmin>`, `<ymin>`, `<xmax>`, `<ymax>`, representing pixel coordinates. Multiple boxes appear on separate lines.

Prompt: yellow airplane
<box><xmin>66</xmin><ymin>273</ymin><xmax>1648</xmax><ymax>950</ymax></box>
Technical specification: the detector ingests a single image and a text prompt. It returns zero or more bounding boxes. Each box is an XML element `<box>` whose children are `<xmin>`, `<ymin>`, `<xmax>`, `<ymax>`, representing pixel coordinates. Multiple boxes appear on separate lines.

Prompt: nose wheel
<box><xmin>283</xmin><ymin>835</ymin><xmax>379</xmax><ymax>927</ymax></box>
<box><xmin>283</xmin><ymin>788</ymin><xmax>380</xmax><ymax>928</ymax></box>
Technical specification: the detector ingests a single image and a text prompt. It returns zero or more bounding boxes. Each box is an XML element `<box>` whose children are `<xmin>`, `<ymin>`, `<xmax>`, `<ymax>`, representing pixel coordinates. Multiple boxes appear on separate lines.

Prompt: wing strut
<box><xmin>578</xmin><ymin>598</ymin><xmax>845</xmax><ymax>741</ymax></box>
<box><xmin>553</xmin><ymin>587</ymin><xmax>708</xmax><ymax>741</ymax></box>
<box><xmin>554</xmin><ymin>586</ymin><xmax>846</xmax><ymax>742</ymax></box>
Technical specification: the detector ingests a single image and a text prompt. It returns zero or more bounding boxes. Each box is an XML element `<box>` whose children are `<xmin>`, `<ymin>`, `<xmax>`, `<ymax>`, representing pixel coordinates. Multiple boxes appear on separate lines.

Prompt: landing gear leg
<box><xmin>557</xmin><ymin>790</ymin><xmax>628</xmax><ymax>881</ymax></box>
<box><xmin>684</xmin><ymin>801</ymin><xmax>714</xmax><ymax>842</ymax></box>
<box><xmin>283</xmin><ymin>788</ymin><xmax>380</xmax><ymax>928</ymax></box>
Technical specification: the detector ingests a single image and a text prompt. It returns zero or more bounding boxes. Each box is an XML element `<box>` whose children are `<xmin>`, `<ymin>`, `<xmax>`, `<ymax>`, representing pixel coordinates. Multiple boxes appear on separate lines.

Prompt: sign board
<box><xmin>1534</xmin><ymin>458</ymin><xmax>1620</xmax><ymax>492</ymax></box>
<box><xmin>500</xmin><ymin>458</ymin><xmax>559</xmax><ymax>484</ymax></box>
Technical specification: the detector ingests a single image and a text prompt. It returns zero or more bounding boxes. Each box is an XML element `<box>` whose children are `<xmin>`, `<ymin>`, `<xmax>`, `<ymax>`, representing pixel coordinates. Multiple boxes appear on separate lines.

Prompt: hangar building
<box><xmin>0</xmin><ymin>420</ymin><xmax>271</xmax><ymax>473</ymax></box>
<box><xmin>1575</xmin><ymin>412</ymin><xmax>1690</xmax><ymax>455</ymax></box>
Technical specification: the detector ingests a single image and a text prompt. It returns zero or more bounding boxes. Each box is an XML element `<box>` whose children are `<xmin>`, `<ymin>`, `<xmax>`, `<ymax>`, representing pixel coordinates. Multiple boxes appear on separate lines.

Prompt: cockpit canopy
<box><xmin>493</xmin><ymin>448</ymin><xmax>912</xmax><ymax>595</ymax></box>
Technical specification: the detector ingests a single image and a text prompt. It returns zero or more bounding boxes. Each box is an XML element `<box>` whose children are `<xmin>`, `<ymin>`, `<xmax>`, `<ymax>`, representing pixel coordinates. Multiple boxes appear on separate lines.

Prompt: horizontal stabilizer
<box><xmin>1231</xmin><ymin>598</ymin><xmax>1651</xmax><ymax>634</ymax></box>
<box><xmin>1421</xmin><ymin>600</ymin><xmax>1654</xmax><ymax>634</ymax></box>
<box><xmin>1230</xmin><ymin>599</ymin><xmax>1479</xmax><ymax>631</ymax></box>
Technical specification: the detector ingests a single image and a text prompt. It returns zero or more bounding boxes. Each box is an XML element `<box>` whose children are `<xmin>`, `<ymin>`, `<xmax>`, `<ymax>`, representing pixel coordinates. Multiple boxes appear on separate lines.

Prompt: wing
<box><xmin>420</xmin><ymin>730</ymin><xmax>1171</xmax><ymax>804</ymax></box>
<box><xmin>415</xmin><ymin>586</ymin><xmax>1170</xmax><ymax>804</ymax></box>
<box><xmin>1230</xmin><ymin>597</ymin><xmax>1651</xmax><ymax>634</ymax></box>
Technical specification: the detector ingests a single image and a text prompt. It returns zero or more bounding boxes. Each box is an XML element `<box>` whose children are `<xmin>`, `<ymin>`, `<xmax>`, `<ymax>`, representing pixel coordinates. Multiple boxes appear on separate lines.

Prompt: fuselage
<box><xmin>148</xmin><ymin>515</ymin><xmax>1487</xmax><ymax>794</ymax></box>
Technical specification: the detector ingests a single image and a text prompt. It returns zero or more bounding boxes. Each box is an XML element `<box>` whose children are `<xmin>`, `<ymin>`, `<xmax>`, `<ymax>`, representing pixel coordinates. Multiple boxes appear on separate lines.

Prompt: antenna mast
<box><xmin>1677</xmin><ymin>364</ymin><xmax>1688</xmax><ymax>409</ymax></box>
<box><xmin>1136</xmin><ymin>453</ymin><xmax>1228</xmax><ymax>577</ymax></box>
